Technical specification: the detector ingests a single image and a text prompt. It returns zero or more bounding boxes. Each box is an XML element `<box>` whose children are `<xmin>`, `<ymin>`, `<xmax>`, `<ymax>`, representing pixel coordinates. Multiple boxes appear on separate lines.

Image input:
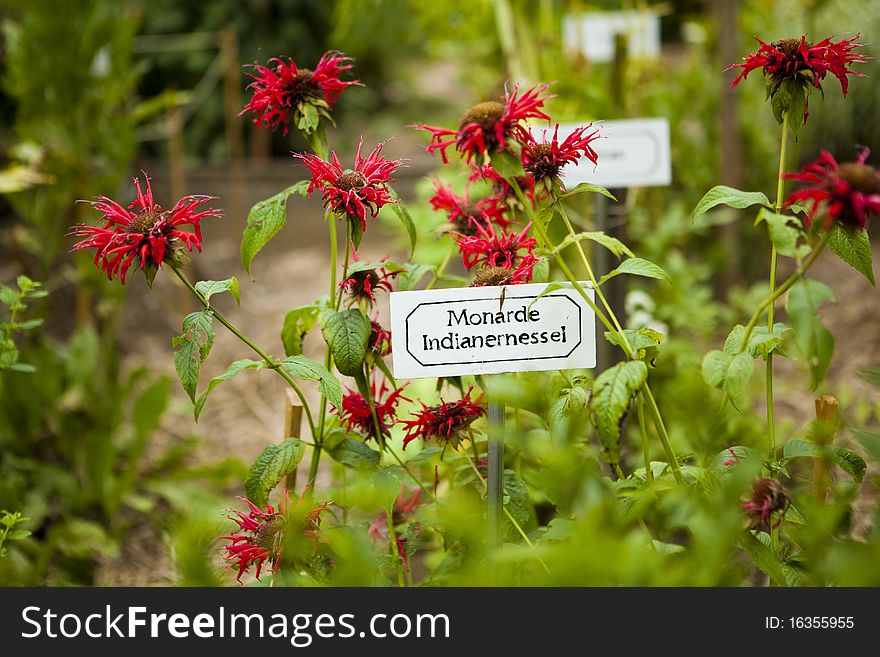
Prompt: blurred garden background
<box><xmin>1</xmin><ymin>0</ymin><xmax>879</xmax><ymax>586</ymax></box>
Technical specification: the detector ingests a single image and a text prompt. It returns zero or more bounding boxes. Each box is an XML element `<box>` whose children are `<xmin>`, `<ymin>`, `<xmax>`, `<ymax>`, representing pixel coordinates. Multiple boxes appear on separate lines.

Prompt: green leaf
<box><xmin>319</xmin><ymin>309</ymin><xmax>370</xmax><ymax>377</ymax></box>
<box><xmin>297</xmin><ymin>103</ymin><xmax>320</xmax><ymax>133</ymax></box>
<box><xmin>281</xmin><ymin>304</ymin><xmax>320</xmax><ymax>357</ymax></box>
<box><xmin>240</xmin><ymin>182</ymin><xmax>310</xmax><ymax>275</ymax></box>
<box><xmin>552</xmin><ymin>231</ymin><xmax>633</xmax><ymax>259</ymax></box>
<box><xmin>7</xmin><ymin>529</ymin><xmax>31</xmax><ymax>541</ymax></box>
<box><xmin>741</xmin><ymin>533</ymin><xmax>787</xmax><ymax>587</ymax></box>
<box><xmin>326</xmin><ymin>436</ymin><xmax>381</xmax><ymax>471</ymax></box>
<box><xmin>828</xmin><ymin>226</ymin><xmax>874</xmax><ymax>285</ymax></box>
<box><xmin>502</xmin><ymin>470</ymin><xmax>536</xmax><ymax>542</ymax></box>
<box><xmin>389</xmin><ymin>194</ymin><xmax>417</xmax><ymax>256</ymax></box>
<box><xmin>488</xmin><ymin>149</ymin><xmax>522</xmax><ymax>179</ymax></box>
<box><xmin>851</xmin><ymin>427</ymin><xmax>880</xmax><ymax>463</ymax></box>
<box><xmin>559</xmin><ymin>182</ymin><xmax>617</xmax><ymax>201</ymax></box>
<box><xmin>244</xmin><ymin>438</ymin><xmax>307</xmax><ymax>507</ymax></box>
<box><xmin>709</xmin><ymin>445</ymin><xmax>751</xmax><ymax>475</ymax></box>
<box><xmin>755</xmin><ymin>209</ymin><xmax>802</xmax><ymax>258</ymax></box>
<box><xmin>193</xmin><ymin>359</ymin><xmax>265</xmax><ymax>421</ymax></box>
<box><xmin>782</xmin><ymin>439</ymin><xmax>866</xmax><ymax>482</ymax></box>
<box><xmin>171</xmin><ymin>311</ymin><xmax>215</xmax><ymax>402</ymax></box>
<box><xmin>692</xmin><ymin>185</ymin><xmax>770</xmax><ymax>220</ymax></box>
<box><xmin>701</xmin><ymin>350</ymin><xmax>754</xmax><ymax>400</ymax></box>
<box><xmin>599</xmin><ymin>257</ymin><xmax>670</xmax><ymax>286</ymax></box>
<box><xmin>195</xmin><ymin>278</ymin><xmax>240</xmax><ymax>306</ymax></box>
<box><xmin>280</xmin><ymin>355</ymin><xmax>343</xmax><ymax>410</ymax></box>
<box><xmin>548</xmin><ymin>386</ymin><xmax>589</xmax><ymax>430</ymax></box>
<box><xmin>834</xmin><ymin>448</ymin><xmax>866</xmax><ymax>483</ymax></box>
<box><xmin>604</xmin><ymin>328</ymin><xmax>663</xmax><ymax>362</ymax></box>
<box><xmin>723</xmin><ymin>323</ymin><xmax>792</xmax><ymax>360</ymax></box>
<box><xmin>590</xmin><ymin>361</ymin><xmax>648</xmax><ymax>466</ymax></box>
<box><xmin>398</xmin><ymin>263</ymin><xmax>434</xmax><ymax>291</ymax></box>
<box><xmin>133</xmin><ymin>376</ymin><xmax>172</xmax><ymax>440</ymax></box>
<box><xmin>786</xmin><ymin>279</ymin><xmax>835</xmax><ymax>389</ymax></box>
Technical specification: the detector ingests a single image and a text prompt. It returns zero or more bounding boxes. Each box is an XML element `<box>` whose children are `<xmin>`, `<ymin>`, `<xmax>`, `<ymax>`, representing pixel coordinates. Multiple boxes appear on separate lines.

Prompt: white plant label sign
<box><xmin>390</xmin><ymin>283</ymin><xmax>596</xmax><ymax>379</ymax></box>
<box><xmin>557</xmin><ymin>118</ymin><xmax>671</xmax><ymax>189</ymax></box>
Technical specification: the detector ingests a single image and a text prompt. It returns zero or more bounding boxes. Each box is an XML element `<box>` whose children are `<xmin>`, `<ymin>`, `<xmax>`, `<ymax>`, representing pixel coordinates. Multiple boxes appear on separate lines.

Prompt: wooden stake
<box><xmin>813</xmin><ymin>395</ymin><xmax>839</xmax><ymax>503</ymax></box>
<box><xmin>284</xmin><ymin>389</ymin><xmax>304</xmax><ymax>493</ymax></box>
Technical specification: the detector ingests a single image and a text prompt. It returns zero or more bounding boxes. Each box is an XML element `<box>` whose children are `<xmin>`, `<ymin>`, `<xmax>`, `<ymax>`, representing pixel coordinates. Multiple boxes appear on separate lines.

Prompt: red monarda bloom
<box><xmin>339</xmin><ymin>255</ymin><xmax>399</xmax><ymax>306</ymax></box>
<box><xmin>429</xmin><ymin>180</ymin><xmax>510</xmax><ymax>236</ymax></box>
<box><xmin>368</xmin><ymin>318</ymin><xmax>392</xmax><ymax>357</ymax></box>
<box><xmin>521</xmin><ymin>123</ymin><xmax>601</xmax><ymax>185</ymax></box>
<box><xmin>241</xmin><ymin>51</ymin><xmax>360</xmax><ymax>134</ymax></box>
<box><xmin>414</xmin><ymin>84</ymin><xmax>552</xmax><ymax>164</ymax></box>
<box><xmin>401</xmin><ymin>388</ymin><xmax>486</xmax><ymax>450</ymax></box>
<box><xmin>368</xmin><ymin>488</ymin><xmax>423</xmax><ymax>568</ymax></box>
<box><xmin>469</xmin><ymin>163</ymin><xmax>540</xmax><ymax>207</ymax></box>
<box><xmin>70</xmin><ymin>173</ymin><xmax>220</xmax><ymax>285</ymax></box>
<box><xmin>295</xmin><ymin>138</ymin><xmax>403</xmax><ymax>232</ymax></box>
<box><xmin>785</xmin><ymin>148</ymin><xmax>880</xmax><ymax>230</ymax></box>
<box><xmin>455</xmin><ymin>220</ymin><xmax>538</xmax><ymax>282</ymax></box>
<box><xmin>221</xmin><ymin>496</ymin><xmax>329</xmax><ymax>583</ymax></box>
<box><xmin>335</xmin><ymin>378</ymin><xmax>409</xmax><ymax>441</ymax></box>
<box><xmin>729</xmin><ymin>35</ymin><xmax>865</xmax><ymax>121</ymax></box>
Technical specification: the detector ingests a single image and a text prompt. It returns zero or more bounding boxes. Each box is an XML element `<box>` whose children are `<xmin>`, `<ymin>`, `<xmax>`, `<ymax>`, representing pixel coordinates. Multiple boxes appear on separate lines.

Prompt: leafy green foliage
<box><xmin>280</xmin><ymin>356</ymin><xmax>343</xmax><ymax>411</ymax></box>
<box><xmin>195</xmin><ymin>278</ymin><xmax>241</xmax><ymax>306</ymax></box>
<box><xmin>604</xmin><ymin>328</ymin><xmax>663</xmax><ymax>363</ymax></box>
<box><xmin>319</xmin><ymin>309</ymin><xmax>370</xmax><ymax>377</ymax></box>
<box><xmin>325</xmin><ymin>430</ymin><xmax>382</xmax><ymax>471</ymax></box>
<box><xmin>559</xmin><ymin>182</ymin><xmax>617</xmax><ymax>201</ymax></box>
<box><xmin>590</xmin><ymin>361</ymin><xmax>648</xmax><ymax>467</ymax></box>
<box><xmin>388</xmin><ymin>195</ymin><xmax>417</xmax><ymax>256</ymax></box>
<box><xmin>240</xmin><ymin>182</ymin><xmax>310</xmax><ymax>275</ymax></box>
<box><xmin>782</xmin><ymin>439</ymin><xmax>867</xmax><ymax>482</ymax></box>
<box><xmin>786</xmin><ymin>280</ymin><xmax>835</xmax><ymax>389</ymax></box>
<box><xmin>171</xmin><ymin>311</ymin><xmax>215</xmax><ymax>402</ymax></box>
<box><xmin>245</xmin><ymin>439</ymin><xmax>307</xmax><ymax>507</ymax></box>
<box><xmin>599</xmin><ymin>257</ymin><xmax>671</xmax><ymax>285</ymax></box>
<box><xmin>0</xmin><ymin>511</ymin><xmax>31</xmax><ymax>558</ymax></box>
<box><xmin>755</xmin><ymin>209</ymin><xmax>803</xmax><ymax>258</ymax></box>
<box><xmin>194</xmin><ymin>359</ymin><xmax>265</xmax><ymax>421</ymax></box>
<box><xmin>702</xmin><ymin>350</ymin><xmax>754</xmax><ymax>401</ymax></box>
<box><xmin>550</xmin><ymin>231</ymin><xmax>633</xmax><ymax>259</ymax></box>
<box><xmin>827</xmin><ymin>226</ymin><xmax>874</xmax><ymax>285</ymax></box>
<box><xmin>723</xmin><ymin>323</ymin><xmax>792</xmax><ymax>360</ymax></box>
<box><xmin>0</xmin><ymin>275</ymin><xmax>46</xmax><ymax>373</ymax></box>
<box><xmin>691</xmin><ymin>186</ymin><xmax>770</xmax><ymax>220</ymax></box>
<box><xmin>281</xmin><ymin>303</ymin><xmax>322</xmax><ymax>357</ymax></box>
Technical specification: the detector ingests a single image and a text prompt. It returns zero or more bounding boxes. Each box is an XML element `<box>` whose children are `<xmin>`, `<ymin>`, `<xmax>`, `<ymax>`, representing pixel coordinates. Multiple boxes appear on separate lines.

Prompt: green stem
<box><xmin>336</xmin><ymin>221</ymin><xmax>352</xmax><ymax>308</ymax></box>
<box><xmin>169</xmin><ymin>265</ymin><xmax>317</xmax><ymax>440</ymax></box>
<box><xmin>642</xmin><ymin>384</ymin><xmax>683</xmax><ymax>484</ymax></box>
<box><xmin>637</xmin><ymin>394</ymin><xmax>652</xmax><ymax>483</ymax></box>
<box><xmin>385</xmin><ymin>507</ymin><xmax>407</xmax><ymax>587</ymax></box>
<box><xmin>426</xmin><ymin>244</ymin><xmax>455</xmax><ymax>290</ymax></box>
<box><xmin>361</xmin><ymin>366</ymin><xmax>387</xmax><ymax>451</ymax></box>
<box><xmin>386</xmin><ymin>445</ymin><xmax>436</xmax><ymax>501</ymax></box>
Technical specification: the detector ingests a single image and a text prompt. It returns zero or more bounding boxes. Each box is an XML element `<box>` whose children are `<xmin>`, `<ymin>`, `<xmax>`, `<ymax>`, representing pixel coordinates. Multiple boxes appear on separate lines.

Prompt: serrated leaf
<box><xmin>552</xmin><ymin>231</ymin><xmax>633</xmax><ymax>259</ymax></box>
<box><xmin>590</xmin><ymin>361</ymin><xmax>648</xmax><ymax>466</ymax></box>
<box><xmin>389</xmin><ymin>196</ymin><xmax>417</xmax><ymax>256</ymax></box>
<box><xmin>559</xmin><ymin>181</ymin><xmax>617</xmax><ymax>201</ymax></box>
<box><xmin>834</xmin><ymin>448</ymin><xmax>866</xmax><ymax>483</ymax></box>
<box><xmin>755</xmin><ymin>209</ymin><xmax>801</xmax><ymax>258</ymax></box>
<box><xmin>782</xmin><ymin>439</ymin><xmax>866</xmax><ymax>482</ymax></box>
<box><xmin>326</xmin><ymin>436</ymin><xmax>381</xmax><ymax>471</ymax></box>
<box><xmin>709</xmin><ymin>445</ymin><xmax>751</xmax><ymax>475</ymax></box>
<box><xmin>281</xmin><ymin>304</ymin><xmax>320</xmax><ymax>357</ymax></box>
<box><xmin>548</xmin><ymin>386</ymin><xmax>589</xmax><ymax>430</ymax></box>
<box><xmin>604</xmin><ymin>328</ymin><xmax>663</xmax><ymax>362</ymax></box>
<box><xmin>741</xmin><ymin>533</ymin><xmax>787</xmax><ymax>586</ymax></box>
<box><xmin>599</xmin><ymin>257</ymin><xmax>670</xmax><ymax>286</ymax></box>
<box><xmin>319</xmin><ymin>309</ymin><xmax>370</xmax><ymax>377</ymax></box>
<box><xmin>692</xmin><ymin>185</ymin><xmax>770</xmax><ymax>220</ymax></box>
<box><xmin>245</xmin><ymin>438</ymin><xmax>307</xmax><ymax>506</ymax></box>
<box><xmin>241</xmin><ymin>182</ymin><xmax>310</xmax><ymax>275</ymax></box>
<box><xmin>280</xmin><ymin>355</ymin><xmax>343</xmax><ymax>410</ymax></box>
<box><xmin>786</xmin><ymin>279</ymin><xmax>835</xmax><ymax>389</ymax></box>
<box><xmin>171</xmin><ymin>311</ymin><xmax>215</xmax><ymax>402</ymax></box>
<box><xmin>701</xmin><ymin>350</ymin><xmax>754</xmax><ymax>400</ymax></box>
<box><xmin>828</xmin><ymin>226</ymin><xmax>874</xmax><ymax>285</ymax></box>
<box><xmin>195</xmin><ymin>278</ymin><xmax>240</xmax><ymax>306</ymax></box>
<box><xmin>502</xmin><ymin>470</ymin><xmax>536</xmax><ymax>542</ymax></box>
<box><xmin>193</xmin><ymin>359</ymin><xmax>265</xmax><ymax>421</ymax></box>
<box><xmin>723</xmin><ymin>323</ymin><xmax>792</xmax><ymax>360</ymax></box>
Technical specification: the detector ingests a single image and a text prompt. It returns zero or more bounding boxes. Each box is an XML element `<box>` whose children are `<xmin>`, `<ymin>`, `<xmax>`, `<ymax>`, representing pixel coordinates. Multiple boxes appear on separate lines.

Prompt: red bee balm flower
<box><xmin>70</xmin><ymin>173</ymin><xmax>220</xmax><ymax>285</ymax></box>
<box><xmin>729</xmin><ymin>35</ymin><xmax>865</xmax><ymax>122</ymax></box>
<box><xmin>455</xmin><ymin>221</ymin><xmax>538</xmax><ymax>282</ymax></box>
<box><xmin>241</xmin><ymin>51</ymin><xmax>360</xmax><ymax>134</ymax></box>
<box><xmin>402</xmin><ymin>388</ymin><xmax>486</xmax><ymax>450</ymax></box>
<box><xmin>429</xmin><ymin>180</ymin><xmax>511</xmax><ymax>235</ymax></box>
<box><xmin>414</xmin><ymin>84</ymin><xmax>553</xmax><ymax>164</ymax></box>
<box><xmin>785</xmin><ymin>148</ymin><xmax>880</xmax><ymax>230</ymax></box>
<box><xmin>521</xmin><ymin>124</ymin><xmax>601</xmax><ymax>186</ymax></box>
<box><xmin>295</xmin><ymin>138</ymin><xmax>403</xmax><ymax>233</ymax></box>
<box><xmin>340</xmin><ymin>254</ymin><xmax>400</xmax><ymax>306</ymax></box>
<box><xmin>368</xmin><ymin>319</ymin><xmax>392</xmax><ymax>357</ymax></box>
<box><xmin>335</xmin><ymin>378</ymin><xmax>409</xmax><ymax>441</ymax></box>
<box><xmin>220</xmin><ymin>497</ymin><xmax>329</xmax><ymax>582</ymax></box>
<box><xmin>742</xmin><ymin>478</ymin><xmax>790</xmax><ymax>533</ymax></box>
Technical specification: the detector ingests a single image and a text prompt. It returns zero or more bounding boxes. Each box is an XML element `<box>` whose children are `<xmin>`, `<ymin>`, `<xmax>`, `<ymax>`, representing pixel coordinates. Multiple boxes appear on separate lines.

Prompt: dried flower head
<box><xmin>70</xmin><ymin>173</ymin><xmax>221</xmax><ymax>285</ymax></box>
<box><xmin>368</xmin><ymin>318</ymin><xmax>392</xmax><ymax>357</ymax></box>
<box><xmin>786</xmin><ymin>148</ymin><xmax>880</xmax><ymax>230</ymax></box>
<box><xmin>295</xmin><ymin>138</ymin><xmax>404</xmax><ymax>233</ymax></box>
<box><xmin>401</xmin><ymin>388</ymin><xmax>486</xmax><ymax>450</ymax></box>
<box><xmin>241</xmin><ymin>51</ymin><xmax>360</xmax><ymax>134</ymax></box>
<box><xmin>339</xmin><ymin>258</ymin><xmax>400</xmax><ymax>307</ymax></box>
<box><xmin>413</xmin><ymin>84</ymin><xmax>553</xmax><ymax>164</ymax></box>
<box><xmin>742</xmin><ymin>478</ymin><xmax>790</xmax><ymax>532</ymax></box>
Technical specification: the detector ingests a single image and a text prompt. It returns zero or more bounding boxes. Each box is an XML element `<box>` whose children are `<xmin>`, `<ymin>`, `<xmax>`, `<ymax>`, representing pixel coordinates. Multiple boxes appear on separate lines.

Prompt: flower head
<box><xmin>521</xmin><ymin>123</ymin><xmax>601</xmax><ymax>186</ymax></box>
<box><xmin>469</xmin><ymin>163</ymin><xmax>541</xmax><ymax>208</ymax></box>
<box><xmin>429</xmin><ymin>180</ymin><xmax>511</xmax><ymax>236</ymax></box>
<box><xmin>334</xmin><ymin>377</ymin><xmax>409</xmax><ymax>442</ymax></box>
<box><xmin>413</xmin><ymin>84</ymin><xmax>553</xmax><ymax>164</ymax></box>
<box><xmin>368</xmin><ymin>318</ymin><xmax>392</xmax><ymax>357</ymax></box>
<box><xmin>220</xmin><ymin>496</ymin><xmax>329</xmax><ymax>582</ymax></box>
<box><xmin>729</xmin><ymin>35</ymin><xmax>865</xmax><ymax>122</ymax></box>
<box><xmin>402</xmin><ymin>388</ymin><xmax>486</xmax><ymax>450</ymax></box>
<box><xmin>295</xmin><ymin>138</ymin><xmax>403</xmax><ymax>233</ymax></box>
<box><xmin>454</xmin><ymin>220</ymin><xmax>538</xmax><ymax>281</ymax></box>
<box><xmin>785</xmin><ymin>148</ymin><xmax>880</xmax><ymax>230</ymax></box>
<box><xmin>339</xmin><ymin>255</ymin><xmax>400</xmax><ymax>306</ymax></box>
<box><xmin>471</xmin><ymin>262</ymin><xmax>535</xmax><ymax>287</ymax></box>
<box><xmin>742</xmin><ymin>478</ymin><xmax>790</xmax><ymax>532</ymax></box>
<box><xmin>70</xmin><ymin>173</ymin><xmax>220</xmax><ymax>285</ymax></box>
<box><xmin>241</xmin><ymin>51</ymin><xmax>360</xmax><ymax>134</ymax></box>
<box><xmin>368</xmin><ymin>487</ymin><xmax>424</xmax><ymax>568</ymax></box>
